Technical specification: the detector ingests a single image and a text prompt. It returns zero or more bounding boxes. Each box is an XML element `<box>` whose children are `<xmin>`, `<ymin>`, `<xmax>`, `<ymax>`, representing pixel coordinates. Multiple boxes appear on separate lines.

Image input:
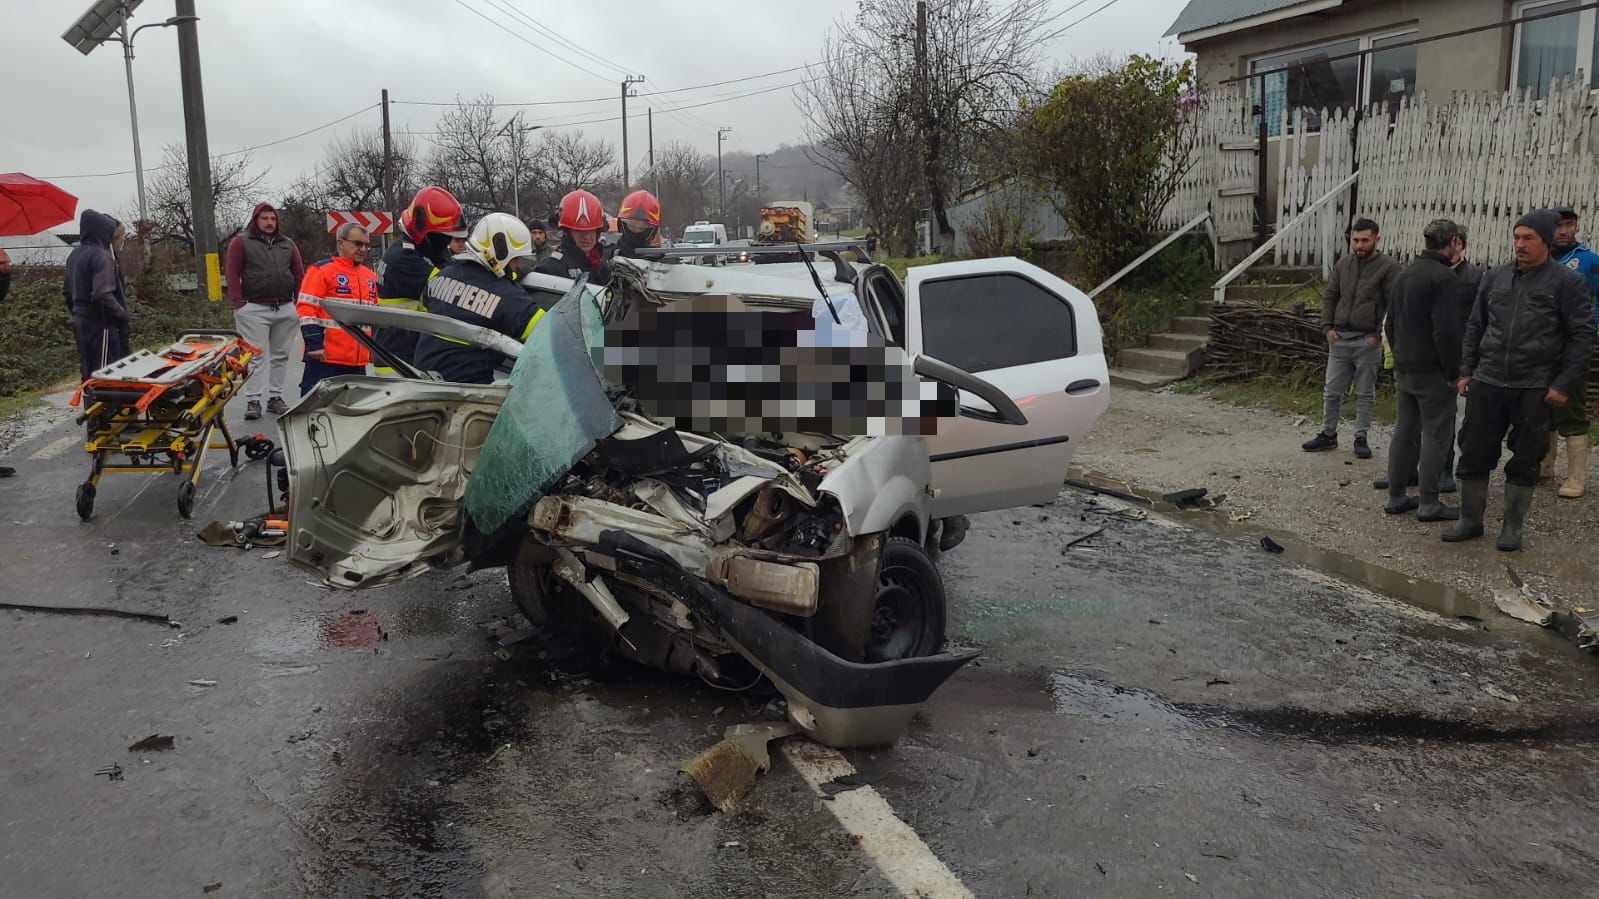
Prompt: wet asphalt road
<box><xmin>3</xmin><ymin>394</ymin><xmax>1599</xmax><ymax>898</ymax></box>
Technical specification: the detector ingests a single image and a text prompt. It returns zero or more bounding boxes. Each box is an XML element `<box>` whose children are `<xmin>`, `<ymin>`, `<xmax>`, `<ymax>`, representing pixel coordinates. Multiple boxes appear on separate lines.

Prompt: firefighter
<box><xmin>412</xmin><ymin>213</ymin><xmax>546</xmax><ymax>385</ymax></box>
<box><xmin>371</xmin><ymin>186</ymin><xmax>468</xmax><ymax>373</ymax></box>
<box><xmin>297</xmin><ymin>223</ymin><xmax>379</xmax><ymax>394</ymax></box>
<box><xmin>533</xmin><ymin>189</ymin><xmax>610</xmax><ymax>284</ymax></box>
<box><xmin>611</xmin><ymin>189</ymin><xmax>662</xmax><ymax>260</ymax></box>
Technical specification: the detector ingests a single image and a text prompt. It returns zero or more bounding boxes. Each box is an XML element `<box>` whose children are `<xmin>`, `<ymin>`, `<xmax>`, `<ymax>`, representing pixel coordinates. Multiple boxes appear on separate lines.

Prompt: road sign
<box><xmin>324</xmin><ymin>210</ymin><xmax>393</xmax><ymax>234</ymax></box>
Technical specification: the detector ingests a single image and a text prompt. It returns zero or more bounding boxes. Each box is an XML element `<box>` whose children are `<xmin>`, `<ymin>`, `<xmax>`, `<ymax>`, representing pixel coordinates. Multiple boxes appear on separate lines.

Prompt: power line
<box><xmin>42</xmin><ymin>103</ymin><xmax>379</xmax><ymax>180</ymax></box>
<box><xmin>1033</xmin><ymin>0</ymin><xmax>1128</xmax><ymax>45</ymax></box>
<box><xmin>493</xmin><ymin>0</ymin><xmax>634</xmax><ymax>81</ymax></box>
<box><xmin>449</xmin><ymin>0</ymin><xmax>615</xmax><ymax>84</ymax></box>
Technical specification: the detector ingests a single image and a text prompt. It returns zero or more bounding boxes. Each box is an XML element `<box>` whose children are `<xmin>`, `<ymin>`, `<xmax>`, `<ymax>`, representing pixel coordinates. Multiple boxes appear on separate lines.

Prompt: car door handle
<box><xmin>1066</xmin><ymin>379</ymin><xmax>1101</xmax><ymax>396</ymax></box>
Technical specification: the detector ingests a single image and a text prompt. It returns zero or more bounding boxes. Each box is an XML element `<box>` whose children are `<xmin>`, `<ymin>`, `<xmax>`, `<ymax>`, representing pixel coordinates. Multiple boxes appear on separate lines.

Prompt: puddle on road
<box><xmin>1067</xmin><ymin>467</ymin><xmax>1495</xmax><ymax>623</ymax></box>
<box><xmin>1049</xmin><ymin>672</ymin><xmax>1599</xmax><ymax>746</ymax></box>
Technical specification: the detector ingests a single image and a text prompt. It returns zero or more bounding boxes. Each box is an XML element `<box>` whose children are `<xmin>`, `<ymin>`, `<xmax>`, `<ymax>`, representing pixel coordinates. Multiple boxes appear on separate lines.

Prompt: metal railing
<box><xmin>1088</xmin><ymin>211</ymin><xmax>1214</xmax><ymax>299</ymax></box>
<box><xmin>1211</xmin><ymin>169</ymin><xmax>1359</xmax><ymax>305</ymax></box>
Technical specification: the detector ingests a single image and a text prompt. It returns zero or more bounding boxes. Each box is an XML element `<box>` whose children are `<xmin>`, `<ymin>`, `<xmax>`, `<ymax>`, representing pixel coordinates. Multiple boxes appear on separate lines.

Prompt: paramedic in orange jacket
<box><xmin>297</xmin><ymin>223</ymin><xmax>379</xmax><ymax>394</ymax></box>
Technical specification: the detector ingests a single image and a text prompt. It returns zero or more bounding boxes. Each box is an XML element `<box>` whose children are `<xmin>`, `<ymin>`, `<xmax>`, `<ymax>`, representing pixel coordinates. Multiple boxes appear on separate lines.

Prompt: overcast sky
<box><xmin>2</xmin><ymin>0</ymin><xmax>1190</xmax><ymax>233</ymax></box>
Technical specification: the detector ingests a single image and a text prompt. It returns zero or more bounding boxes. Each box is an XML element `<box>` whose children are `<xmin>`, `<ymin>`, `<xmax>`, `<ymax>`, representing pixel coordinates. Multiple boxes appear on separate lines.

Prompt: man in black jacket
<box><xmin>1383</xmin><ymin>220</ymin><xmax>1470</xmax><ymax>522</ymax></box>
<box><xmin>62</xmin><ymin>210</ymin><xmax>130</xmax><ymax>381</ymax></box>
<box><xmin>1445</xmin><ymin>210</ymin><xmax>1596</xmax><ymax>551</ymax></box>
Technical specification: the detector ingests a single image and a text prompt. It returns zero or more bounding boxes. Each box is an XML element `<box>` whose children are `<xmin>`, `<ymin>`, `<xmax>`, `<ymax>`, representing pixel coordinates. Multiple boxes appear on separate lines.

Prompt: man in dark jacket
<box><xmin>372</xmin><ymin>186</ymin><xmax>467</xmax><ymax>374</ymax></box>
<box><xmin>534</xmin><ymin>189</ymin><xmax>611</xmax><ymax>286</ymax></box>
<box><xmin>1543</xmin><ymin>206</ymin><xmax>1599</xmax><ymax>497</ymax></box>
<box><xmin>62</xmin><ymin>209</ymin><xmax>130</xmax><ymax>381</ymax></box>
<box><xmin>1382</xmin><ymin>220</ymin><xmax>1470</xmax><ymax>521</ymax></box>
<box><xmin>1445</xmin><ymin>210</ymin><xmax>1596</xmax><ymax>551</ymax></box>
<box><xmin>413</xmin><ymin>213</ymin><xmax>544</xmax><ymax>384</ymax></box>
<box><xmin>1303</xmin><ymin>218</ymin><xmax>1401</xmax><ymax>459</ymax></box>
<box><xmin>225</xmin><ymin>201</ymin><xmax>304</xmax><ymax>419</ymax></box>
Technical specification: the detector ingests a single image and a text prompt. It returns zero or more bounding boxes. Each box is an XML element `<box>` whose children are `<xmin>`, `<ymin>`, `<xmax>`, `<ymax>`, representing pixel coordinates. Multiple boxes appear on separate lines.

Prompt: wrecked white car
<box><xmin>280</xmin><ymin>248</ymin><xmax>1109</xmax><ymax>747</ymax></box>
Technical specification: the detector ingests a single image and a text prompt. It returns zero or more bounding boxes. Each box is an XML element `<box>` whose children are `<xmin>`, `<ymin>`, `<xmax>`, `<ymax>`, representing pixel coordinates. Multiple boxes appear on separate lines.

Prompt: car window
<box><xmin>918</xmin><ymin>273</ymin><xmax>1076</xmax><ymax>372</ymax></box>
<box><xmin>868</xmin><ymin>271</ymin><xmax>907</xmax><ymax>347</ymax></box>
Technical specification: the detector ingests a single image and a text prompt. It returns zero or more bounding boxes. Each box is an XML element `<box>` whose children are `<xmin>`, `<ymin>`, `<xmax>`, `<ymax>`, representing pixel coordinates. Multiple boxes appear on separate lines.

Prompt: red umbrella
<box><xmin>0</xmin><ymin>173</ymin><xmax>78</xmax><ymax>237</ymax></box>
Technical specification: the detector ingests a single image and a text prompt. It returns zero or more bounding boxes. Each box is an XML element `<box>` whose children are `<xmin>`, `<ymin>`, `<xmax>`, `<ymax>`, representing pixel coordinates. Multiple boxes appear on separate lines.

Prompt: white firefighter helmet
<box><xmin>468</xmin><ymin>212</ymin><xmax>535</xmax><ymax>277</ymax></box>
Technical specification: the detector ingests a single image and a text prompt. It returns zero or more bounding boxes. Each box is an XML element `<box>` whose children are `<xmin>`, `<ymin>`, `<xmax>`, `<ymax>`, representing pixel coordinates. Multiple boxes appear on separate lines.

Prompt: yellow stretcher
<box><xmin>68</xmin><ymin>330</ymin><xmax>261</xmax><ymax>520</ymax></box>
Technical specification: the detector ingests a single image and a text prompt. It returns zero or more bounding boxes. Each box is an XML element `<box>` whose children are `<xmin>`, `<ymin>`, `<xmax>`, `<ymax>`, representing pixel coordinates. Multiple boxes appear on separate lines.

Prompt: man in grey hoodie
<box><xmin>62</xmin><ymin>209</ymin><xmax>130</xmax><ymax>381</ymax></box>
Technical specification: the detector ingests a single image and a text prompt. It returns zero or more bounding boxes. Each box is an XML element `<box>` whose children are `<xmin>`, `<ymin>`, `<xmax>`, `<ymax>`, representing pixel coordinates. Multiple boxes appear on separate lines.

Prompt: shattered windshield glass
<box><xmin>462</xmin><ymin>278</ymin><xmax>623</xmax><ymax>555</ymax></box>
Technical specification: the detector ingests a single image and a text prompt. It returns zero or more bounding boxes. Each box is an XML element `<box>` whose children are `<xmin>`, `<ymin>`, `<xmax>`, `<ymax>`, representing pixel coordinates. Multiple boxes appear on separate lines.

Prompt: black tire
<box><xmin>75</xmin><ymin>482</ymin><xmax>96</xmax><ymax>521</ymax></box>
<box><xmin>176</xmin><ymin>481</ymin><xmax>196</xmax><ymax>519</ymax></box>
<box><xmin>865</xmin><ymin>537</ymin><xmax>947</xmax><ymax>662</ymax></box>
<box><xmin>507</xmin><ymin>538</ymin><xmax>590</xmax><ymax>639</ymax></box>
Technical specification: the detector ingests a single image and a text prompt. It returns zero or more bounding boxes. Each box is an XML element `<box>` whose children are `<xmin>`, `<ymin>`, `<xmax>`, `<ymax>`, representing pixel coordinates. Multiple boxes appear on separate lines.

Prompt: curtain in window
<box><xmin>1518</xmin><ymin>0</ymin><xmax>1581</xmax><ymax>99</ymax></box>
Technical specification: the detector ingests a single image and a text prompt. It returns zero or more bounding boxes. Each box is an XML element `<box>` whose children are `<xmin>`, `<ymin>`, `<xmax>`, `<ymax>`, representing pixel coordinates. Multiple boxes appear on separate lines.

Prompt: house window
<box><xmin>1513</xmin><ymin>0</ymin><xmax>1599</xmax><ymax>99</ymax></box>
<box><xmin>1249</xmin><ymin>30</ymin><xmax>1418</xmax><ymax>136</ymax></box>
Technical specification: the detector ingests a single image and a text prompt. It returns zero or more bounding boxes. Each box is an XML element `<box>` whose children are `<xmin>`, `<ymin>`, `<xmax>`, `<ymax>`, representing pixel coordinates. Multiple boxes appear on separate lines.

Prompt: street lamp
<box><xmin>64</xmin><ymin>0</ymin><xmax>198</xmax><ymax>253</ymax></box>
<box><xmin>497</xmin><ymin>115</ymin><xmax>544</xmax><ymax>220</ymax></box>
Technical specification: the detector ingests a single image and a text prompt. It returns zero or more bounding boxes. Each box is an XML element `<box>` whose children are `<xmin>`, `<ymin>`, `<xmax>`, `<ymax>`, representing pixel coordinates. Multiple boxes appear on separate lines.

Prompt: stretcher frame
<box><xmin>68</xmin><ymin>330</ymin><xmax>260</xmax><ymax>520</ymax></box>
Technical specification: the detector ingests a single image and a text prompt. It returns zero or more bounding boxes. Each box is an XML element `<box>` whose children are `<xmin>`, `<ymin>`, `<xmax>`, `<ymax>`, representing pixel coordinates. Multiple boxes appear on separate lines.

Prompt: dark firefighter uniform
<box><xmin>372</xmin><ymin>239</ymin><xmax>440</xmax><ymax>373</ymax></box>
<box><xmin>412</xmin><ymin>259</ymin><xmax>544</xmax><ymax>384</ymax></box>
<box><xmin>533</xmin><ymin>237</ymin><xmax>610</xmax><ymax>286</ymax></box>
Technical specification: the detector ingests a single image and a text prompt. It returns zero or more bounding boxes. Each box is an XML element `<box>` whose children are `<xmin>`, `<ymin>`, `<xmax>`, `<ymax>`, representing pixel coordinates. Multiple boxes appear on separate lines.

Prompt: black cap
<box><xmin>1555</xmin><ymin>205</ymin><xmax>1579</xmax><ymax>221</ymax></box>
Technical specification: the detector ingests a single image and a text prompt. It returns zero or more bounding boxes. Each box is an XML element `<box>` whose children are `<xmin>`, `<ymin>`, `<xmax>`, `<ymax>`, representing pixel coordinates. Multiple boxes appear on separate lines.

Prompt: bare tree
<box><xmin>523</xmin><ymin>129</ymin><xmax>619</xmax><ymax>219</ymax></box>
<box><xmin>798</xmin><ymin>32</ymin><xmax>923</xmax><ymax>256</ymax></box>
<box><xmin>812</xmin><ymin>0</ymin><xmax>1049</xmax><ymax>253</ymax></box>
<box><xmin>647</xmin><ymin>141</ymin><xmax>713</xmax><ymax>235</ymax></box>
<box><xmin>423</xmin><ymin>95</ymin><xmax>535</xmax><ymax>212</ymax></box>
<box><xmin>318</xmin><ymin>128</ymin><xmax>419</xmax><ymax>212</ymax></box>
<box><xmin>146</xmin><ymin>143</ymin><xmax>268</xmax><ymax>254</ymax></box>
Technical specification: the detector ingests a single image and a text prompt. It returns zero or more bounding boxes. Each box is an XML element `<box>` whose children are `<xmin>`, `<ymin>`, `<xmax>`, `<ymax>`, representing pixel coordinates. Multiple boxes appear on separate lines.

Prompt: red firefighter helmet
<box><xmin>558</xmin><ymin>189</ymin><xmax>605</xmax><ymax>232</ymax></box>
<box><xmin>617</xmin><ymin>190</ymin><xmax>661</xmax><ymax>228</ymax></box>
<box><xmin>400</xmin><ymin>186</ymin><xmax>467</xmax><ymax>242</ymax></box>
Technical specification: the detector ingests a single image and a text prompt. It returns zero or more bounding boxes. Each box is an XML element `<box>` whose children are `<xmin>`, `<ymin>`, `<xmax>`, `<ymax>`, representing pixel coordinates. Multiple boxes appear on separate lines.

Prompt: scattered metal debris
<box><xmin>94</xmin><ymin>763</ymin><xmax>123</xmax><ymax>782</ymax></box>
<box><xmin>681</xmin><ymin>722</ymin><xmax>798</xmax><ymax>813</ymax></box>
<box><xmin>0</xmin><ymin>601</ymin><xmax>174</xmax><ymax>627</ymax></box>
<box><xmin>128</xmin><ymin>734</ymin><xmax>175</xmax><ymax>752</ymax></box>
<box><xmin>1260</xmin><ymin>536</ymin><xmax>1285</xmax><ymax>554</ymax></box>
<box><xmin>1064</xmin><ymin>527</ymin><xmax>1106</xmax><ymax>551</ymax></box>
<box><xmin>189</xmin><ymin>679</ymin><xmax>217</xmax><ymax>688</ymax></box>
<box><xmin>1478</xmin><ymin>682</ymin><xmax>1520</xmax><ymax>703</ymax></box>
<box><xmin>286</xmin><ymin>730</ymin><xmax>315</xmax><ymax>744</ymax></box>
<box><xmin>217</xmin><ymin>615</ymin><xmax>238</xmax><ymax>625</ymax></box>
<box><xmin>819</xmin><ymin>772</ymin><xmax>870</xmax><ymax>798</ymax></box>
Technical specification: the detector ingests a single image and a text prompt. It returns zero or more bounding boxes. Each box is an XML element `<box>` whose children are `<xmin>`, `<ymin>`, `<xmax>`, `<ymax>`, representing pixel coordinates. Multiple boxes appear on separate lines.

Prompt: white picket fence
<box><xmin>1164</xmin><ymin>78</ymin><xmax>1599</xmax><ymax>270</ymax></box>
<box><xmin>1273</xmin><ymin>78</ymin><xmax>1599</xmax><ymax>268</ymax></box>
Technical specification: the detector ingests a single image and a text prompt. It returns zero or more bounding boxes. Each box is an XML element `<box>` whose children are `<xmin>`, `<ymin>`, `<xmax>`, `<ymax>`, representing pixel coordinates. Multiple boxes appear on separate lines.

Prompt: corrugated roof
<box><xmin>1164</xmin><ymin>0</ymin><xmax>1333</xmax><ymax>38</ymax></box>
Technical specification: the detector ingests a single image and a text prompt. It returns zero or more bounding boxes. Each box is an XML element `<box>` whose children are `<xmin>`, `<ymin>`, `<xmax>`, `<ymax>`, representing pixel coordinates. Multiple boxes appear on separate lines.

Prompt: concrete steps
<box><xmin>1118</xmin><ymin>346</ymin><xmax>1203</xmax><ymax>379</ymax></box>
<box><xmin>1148</xmin><ymin>332</ymin><xmax>1207</xmax><ymax>353</ymax></box>
<box><xmin>1168</xmin><ymin>315</ymin><xmax>1212</xmax><ymax>336</ymax></box>
<box><xmin>1109</xmin><ymin>368</ymin><xmax>1179</xmax><ymax>390</ymax></box>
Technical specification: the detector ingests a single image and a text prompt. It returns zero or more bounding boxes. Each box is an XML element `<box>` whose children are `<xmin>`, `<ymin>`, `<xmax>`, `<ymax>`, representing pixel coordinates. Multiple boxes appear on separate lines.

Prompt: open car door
<box><xmin>281</xmin><ymin>298</ymin><xmax>524</xmax><ymax>589</ymax></box>
<box><xmin>280</xmin><ymin>378</ymin><xmax>510</xmax><ymax>588</ymax></box>
<box><xmin>905</xmin><ymin>257</ymin><xmax>1110</xmax><ymax>518</ymax></box>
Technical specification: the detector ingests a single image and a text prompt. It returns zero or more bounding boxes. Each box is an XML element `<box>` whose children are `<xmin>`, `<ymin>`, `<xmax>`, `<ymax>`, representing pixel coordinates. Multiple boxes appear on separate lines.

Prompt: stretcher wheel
<box><xmin>177</xmin><ymin>481</ymin><xmax>197</xmax><ymax>519</ymax></box>
<box><xmin>76</xmin><ymin>482</ymin><xmax>96</xmax><ymax>521</ymax></box>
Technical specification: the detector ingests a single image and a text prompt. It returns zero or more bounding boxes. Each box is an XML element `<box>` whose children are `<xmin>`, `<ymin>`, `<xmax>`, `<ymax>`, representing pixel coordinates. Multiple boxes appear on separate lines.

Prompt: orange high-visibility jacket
<box><xmin>297</xmin><ymin>255</ymin><xmax>379</xmax><ymax>367</ymax></box>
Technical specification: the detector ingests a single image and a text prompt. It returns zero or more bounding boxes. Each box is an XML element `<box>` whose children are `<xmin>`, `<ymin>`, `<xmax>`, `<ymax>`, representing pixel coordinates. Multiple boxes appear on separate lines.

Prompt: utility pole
<box><xmin>755</xmin><ymin>153</ymin><xmax>768</xmax><ymax>200</ymax></box>
<box><xmin>915</xmin><ymin>0</ymin><xmax>935</xmax><ymax>255</ymax></box>
<box><xmin>380</xmin><ymin>88</ymin><xmax>394</xmax><ymax>222</ymax></box>
<box><xmin>119</xmin><ymin>5</ymin><xmax>149</xmax><ymax>260</ymax></box>
<box><xmin>175</xmin><ymin>0</ymin><xmax>215</xmax><ymax>295</ymax></box>
<box><xmin>648</xmin><ymin>108</ymin><xmax>657</xmax><ymax>196</ymax></box>
<box><xmin>717</xmin><ymin>126</ymin><xmax>731</xmax><ymax>220</ymax></box>
<box><xmin>620</xmin><ymin>75</ymin><xmax>645</xmax><ymax>188</ymax></box>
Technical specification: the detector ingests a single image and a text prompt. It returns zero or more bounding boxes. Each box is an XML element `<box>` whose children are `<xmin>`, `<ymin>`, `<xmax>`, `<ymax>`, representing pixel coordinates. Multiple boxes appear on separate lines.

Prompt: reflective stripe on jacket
<box><xmin>297</xmin><ymin>256</ymin><xmax>379</xmax><ymax>367</ymax></box>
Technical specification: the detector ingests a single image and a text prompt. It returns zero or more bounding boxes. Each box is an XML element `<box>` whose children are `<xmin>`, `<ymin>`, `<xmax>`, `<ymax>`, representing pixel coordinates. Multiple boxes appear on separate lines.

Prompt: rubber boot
<box><xmin>1496</xmin><ymin>483</ymin><xmax>1535</xmax><ymax>552</ymax></box>
<box><xmin>1441</xmin><ymin>477</ymin><xmax>1488</xmax><ymax>542</ymax></box>
<box><xmin>1559</xmin><ymin>435</ymin><xmax>1589</xmax><ymax>499</ymax></box>
<box><xmin>1416</xmin><ymin>491</ymin><xmax>1459</xmax><ymax>521</ymax></box>
<box><xmin>1541</xmin><ymin>432</ymin><xmax>1559</xmax><ymax>481</ymax></box>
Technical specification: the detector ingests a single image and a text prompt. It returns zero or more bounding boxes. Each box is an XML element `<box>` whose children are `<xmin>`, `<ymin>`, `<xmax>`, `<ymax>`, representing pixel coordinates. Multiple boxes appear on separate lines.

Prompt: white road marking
<box><xmin>780</xmin><ymin>740</ymin><xmax>973</xmax><ymax>899</ymax></box>
<box><xmin>28</xmin><ymin>434</ymin><xmax>80</xmax><ymax>461</ymax></box>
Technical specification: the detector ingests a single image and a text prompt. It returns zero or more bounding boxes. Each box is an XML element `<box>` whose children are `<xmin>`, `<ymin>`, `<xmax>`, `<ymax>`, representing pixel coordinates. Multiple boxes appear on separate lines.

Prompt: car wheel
<box><xmin>865</xmin><ymin>537</ymin><xmax>947</xmax><ymax>662</ymax></box>
<box><xmin>508</xmin><ymin>538</ymin><xmax>584</xmax><ymax>633</ymax></box>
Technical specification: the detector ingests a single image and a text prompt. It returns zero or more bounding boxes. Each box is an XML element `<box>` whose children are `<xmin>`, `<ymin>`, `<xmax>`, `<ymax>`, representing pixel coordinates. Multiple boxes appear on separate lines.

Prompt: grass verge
<box><xmin>1174</xmin><ymin>373</ymin><xmax>1399</xmax><ymax>425</ymax></box>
